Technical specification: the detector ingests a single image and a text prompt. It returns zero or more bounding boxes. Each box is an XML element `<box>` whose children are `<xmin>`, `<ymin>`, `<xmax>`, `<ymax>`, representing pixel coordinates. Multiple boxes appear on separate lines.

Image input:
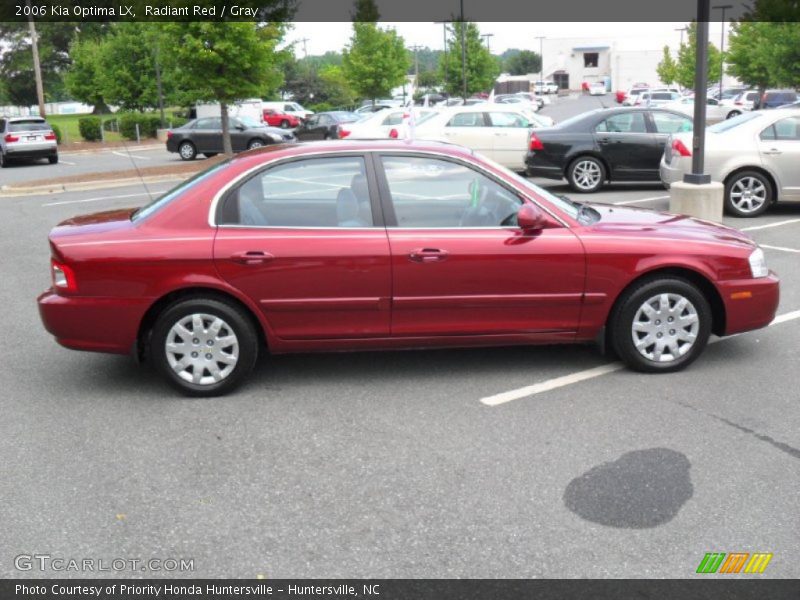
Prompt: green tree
<box><xmin>504</xmin><ymin>50</ymin><xmax>541</xmax><ymax>76</ymax></box>
<box><xmin>64</xmin><ymin>37</ymin><xmax>111</xmax><ymax>113</ymax></box>
<box><xmin>342</xmin><ymin>23</ymin><xmax>410</xmax><ymax>102</ymax></box>
<box><xmin>161</xmin><ymin>22</ymin><xmax>288</xmax><ymax>155</ymax></box>
<box><xmin>351</xmin><ymin>0</ymin><xmax>380</xmax><ymax>22</ymax></box>
<box><xmin>439</xmin><ymin>21</ymin><xmax>500</xmax><ymax>97</ymax></box>
<box><xmin>675</xmin><ymin>22</ymin><xmax>724</xmax><ymax>89</ymax></box>
<box><xmin>656</xmin><ymin>45</ymin><xmax>678</xmax><ymax>86</ymax></box>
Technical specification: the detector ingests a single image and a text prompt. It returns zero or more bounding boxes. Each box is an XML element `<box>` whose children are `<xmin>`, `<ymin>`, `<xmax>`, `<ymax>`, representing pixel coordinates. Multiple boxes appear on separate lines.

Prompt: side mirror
<box><xmin>517</xmin><ymin>204</ymin><xmax>546</xmax><ymax>231</ymax></box>
<box><xmin>235</xmin><ymin>124</ymin><xmax>246</xmax><ymax>131</ymax></box>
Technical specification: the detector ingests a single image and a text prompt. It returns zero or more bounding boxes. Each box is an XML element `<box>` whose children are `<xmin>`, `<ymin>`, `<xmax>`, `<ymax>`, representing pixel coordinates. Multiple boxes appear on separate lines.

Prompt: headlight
<box><xmin>267</xmin><ymin>133</ymin><xmax>283</xmax><ymax>142</ymax></box>
<box><xmin>748</xmin><ymin>247</ymin><xmax>768</xmax><ymax>278</ymax></box>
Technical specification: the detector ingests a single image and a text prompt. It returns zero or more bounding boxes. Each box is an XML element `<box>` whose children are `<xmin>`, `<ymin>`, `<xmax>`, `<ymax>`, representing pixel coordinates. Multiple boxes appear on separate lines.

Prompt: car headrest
<box><xmin>351</xmin><ymin>174</ymin><xmax>369</xmax><ymax>203</ymax></box>
<box><xmin>337</xmin><ymin>188</ymin><xmax>360</xmax><ymax>222</ymax></box>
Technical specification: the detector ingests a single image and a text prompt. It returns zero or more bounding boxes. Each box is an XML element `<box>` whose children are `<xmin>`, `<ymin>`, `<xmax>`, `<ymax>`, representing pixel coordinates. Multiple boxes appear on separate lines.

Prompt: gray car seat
<box><xmin>337</xmin><ymin>188</ymin><xmax>368</xmax><ymax>227</ymax></box>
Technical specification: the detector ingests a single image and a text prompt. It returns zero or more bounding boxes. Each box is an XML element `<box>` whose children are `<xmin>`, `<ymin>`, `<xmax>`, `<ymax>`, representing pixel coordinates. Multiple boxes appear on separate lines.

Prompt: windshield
<box><xmin>474</xmin><ymin>152</ymin><xmax>580</xmax><ymax>220</ymax></box>
<box><xmin>131</xmin><ymin>159</ymin><xmax>231</xmax><ymax>222</ymax></box>
<box><xmin>708</xmin><ymin>111</ymin><xmax>763</xmax><ymax>133</ymax></box>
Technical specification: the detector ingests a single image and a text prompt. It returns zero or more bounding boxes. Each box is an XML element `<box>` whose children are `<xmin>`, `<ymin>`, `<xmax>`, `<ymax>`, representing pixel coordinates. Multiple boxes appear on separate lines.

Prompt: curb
<box><xmin>0</xmin><ymin>173</ymin><xmax>186</xmax><ymax>197</ymax></box>
<box><xmin>58</xmin><ymin>143</ymin><xmax>163</xmax><ymax>156</ymax></box>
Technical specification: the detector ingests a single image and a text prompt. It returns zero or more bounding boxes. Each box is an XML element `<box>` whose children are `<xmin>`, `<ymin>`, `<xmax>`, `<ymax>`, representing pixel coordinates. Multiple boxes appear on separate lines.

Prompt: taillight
<box><xmin>166</xmin><ymin>131</ymin><xmax>173</xmax><ymax>139</ymax></box>
<box><xmin>338</xmin><ymin>128</ymin><xmax>351</xmax><ymax>139</ymax></box>
<box><xmin>4</xmin><ymin>133</ymin><xmax>19</xmax><ymax>143</ymax></box>
<box><xmin>51</xmin><ymin>259</ymin><xmax>77</xmax><ymax>292</ymax></box>
<box><xmin>44</xmin><ymin>131</ymin><xmax>56</xmax><ymax>140</ymax></box>
<box><xmin>734</xmin><ymin>100</ymin><xmax>742</xmax><ymax>105</ymax></box>
<box><xmin>389</xmin><ymin>128</ymin><xmax>399</xmax><ymax>139</ymax></box>
<box><xmin>671</xmin><ymin>138</ymin><xmax>692</xmax><ymax>157</ymax></box>
<box><xmin>529</xmin><ymin>132</ymin><xmax>544</xmax><ymax>151</ymax></box>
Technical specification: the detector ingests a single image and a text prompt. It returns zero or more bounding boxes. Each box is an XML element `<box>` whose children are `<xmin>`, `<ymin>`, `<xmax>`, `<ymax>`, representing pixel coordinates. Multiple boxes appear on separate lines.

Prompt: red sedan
<box><xmin>262</xmin><ymin>109</ymin><xmax>300</xmax><ymax>129</ymax></box>
<box><xmin>38</xmin><ymin>141</ymin><xmax>779</xmax><ymax>396</ymax></box>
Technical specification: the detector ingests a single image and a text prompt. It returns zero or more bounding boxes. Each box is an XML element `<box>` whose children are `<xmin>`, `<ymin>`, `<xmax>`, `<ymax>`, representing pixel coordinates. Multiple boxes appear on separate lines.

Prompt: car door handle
<box><xmin>763</xmin><ymin>148</ymin><xmax>782</xmax><ymax>155</ymax></box>
<box><xmin>597</xmin><ymin>137</ymin><xmax>610</xmax><ymax>145</ymax></box>
<box><xmin>408</xmin><ymin>248</ymin><xmax>449</xmax><ymax>263</ymax></box>
<box><xmin>494</xmin><ymin>132</ymin><xmax>508</xmax><ymax>136</ymax></box>
<box><xmin>229</xmin><ymin>251</ymin><xmax>275</xmax><ymax>265</ymax></box>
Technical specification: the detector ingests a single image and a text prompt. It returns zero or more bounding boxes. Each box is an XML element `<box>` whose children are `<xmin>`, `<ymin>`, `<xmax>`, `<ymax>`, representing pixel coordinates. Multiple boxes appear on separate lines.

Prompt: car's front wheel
<box><xmin>151</xmin><ymin>298</ymin><xmax>259</xmax><ymax>397</ymax></box>
<box><xmin>724</xmin><ymin>170</ymin><xmax>773</xmax><ymax>217</ymax></box>
<box><xmin>279</xmin><ymin>120</ymin><xmax>289</xmax><ymax>129</ymax></box>
<box><xmin>178</xmin><ymin>141</ymin><xmax>197</xmax><ymax>161</ymax></box>
<box><xmin>611</xmin><ymin>277</ymin><xmax>711</xmax><ymax>373</ymax></box>
<box><xmin>726</xmin><ymin>110</ymin><xmax>741</xmax><ymax>119</ymax></box>
<box><xmin>567</xmin><ymin>156</ymin><xmax>605</xmax><ymax>193</ymax></box>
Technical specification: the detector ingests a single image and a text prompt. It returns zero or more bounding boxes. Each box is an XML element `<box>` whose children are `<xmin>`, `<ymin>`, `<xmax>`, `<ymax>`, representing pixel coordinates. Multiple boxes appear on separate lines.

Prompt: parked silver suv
<box><xmin>0</xmin><ymin>116</ymin><xmax>58</xmax><ymax>168</ymax></box>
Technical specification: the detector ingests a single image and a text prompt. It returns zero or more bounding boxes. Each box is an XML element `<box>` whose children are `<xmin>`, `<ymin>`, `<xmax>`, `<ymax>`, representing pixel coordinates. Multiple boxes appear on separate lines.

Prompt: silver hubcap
<box><xmin>165</xmin><ymin>313</ymin><xmax>239</xmax><ymax>385</ymax></box>
<box><xmin>573</xmin><ymin>160</ymin><xmax>601</xmax><ymax>190</ymax></box>
<box><xmin>730</xmin><ymin>177</ymin><xmax>767</xmax><ymax>213</ymax></box>
<box><xmin>249</xmin><ymin>141</ymin><xmax>263</xmax><ymax>149</ymax></box>
<box><xmin>179</xmin><ymin>144</ymin><xmax>194</xmax><ymax>159</ymax></box>
<box><xmin>631</xmin><ymin>293</ymin><xmax>699</xmax><ymax>363</ymax></box>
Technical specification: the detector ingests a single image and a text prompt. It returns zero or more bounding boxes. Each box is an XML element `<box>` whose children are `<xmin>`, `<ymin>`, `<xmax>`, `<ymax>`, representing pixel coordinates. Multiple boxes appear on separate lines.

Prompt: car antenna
<box><xmin>117</xmin><ymin>124</ymin><xmax>154</xmax><ymax>202</ymax></box>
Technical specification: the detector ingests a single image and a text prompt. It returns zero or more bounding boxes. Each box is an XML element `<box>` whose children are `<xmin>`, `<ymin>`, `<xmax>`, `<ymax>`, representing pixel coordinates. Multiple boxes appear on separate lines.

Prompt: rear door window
<box><xmin>760</xmin><ymin>117</ymin><xmax>800</xmax><ymax>141</ymax></box>
<box><xmin>595</xmin><ymin>112</ymin><xmax>648</xmax><ymax>133</ymax></box>
<box><xmin>447</xmin><ymin>112</ymin><xmax>486</xmax><ymax>127</ymax></box>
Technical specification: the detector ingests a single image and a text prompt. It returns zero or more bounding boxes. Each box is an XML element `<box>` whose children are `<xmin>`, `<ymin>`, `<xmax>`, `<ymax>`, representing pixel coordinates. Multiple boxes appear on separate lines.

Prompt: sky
<box><xmin>283</xmin><ymin>22</ymin><xmax>732</xmax><ymax>58</ymax></box>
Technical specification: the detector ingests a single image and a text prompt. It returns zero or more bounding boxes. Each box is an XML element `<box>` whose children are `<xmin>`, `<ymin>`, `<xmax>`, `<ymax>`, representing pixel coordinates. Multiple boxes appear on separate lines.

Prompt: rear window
<box><xmin>708</xmin><ymin>111</ymin><xmax>763</xmax><ymax>133</ymax></box>
<box><xmin>9</xmin><ymin>120</ymin><xmax>50</xmax><ymax>132</ymax></box>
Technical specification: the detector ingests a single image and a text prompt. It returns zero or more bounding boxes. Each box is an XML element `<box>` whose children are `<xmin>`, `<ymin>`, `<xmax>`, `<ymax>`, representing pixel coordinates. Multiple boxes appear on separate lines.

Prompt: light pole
<box><xmin>674</xmin><ymin>26</ymin><xmax>689</xmax><ymax>46</ymax></box>
<box><xmin>409</xmin><ymin>44</ymin><xmax>422</xmax><ymax>88</ymax></box>
<box><xmin>459</xmin><ymin>0</ymin><xmax>467</xmax><ymax>101</ymax></box>
<box><xmin>685</xmin><ymin>0</ymin><xmax>711</xmax><ymax>185</ymax></box>
<box><xmin>26</xmin><ymin>0</ymin><xmax>46</xmax><ymax>118</ymax></box>
<box><xmin>713</xmin><ymin>4</ymin><xmax>732</xmax><ymax>100</ymax></box>
<box><xmin>534</xmin><ymin>36</ymin><xmax>545</xmax><ymax>88</ymax></box>
<box><xmin>434</xmin><ymin>21</ymin><xmax>449</xmax><ymax>96</ymax></box>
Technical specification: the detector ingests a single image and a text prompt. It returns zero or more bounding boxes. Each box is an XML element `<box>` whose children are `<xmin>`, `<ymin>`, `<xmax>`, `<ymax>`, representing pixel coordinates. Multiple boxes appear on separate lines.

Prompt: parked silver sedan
<box><xmin>660</xmin><ymin>109</ymin><xmax>800</xmax><ymax>217</ymax></box>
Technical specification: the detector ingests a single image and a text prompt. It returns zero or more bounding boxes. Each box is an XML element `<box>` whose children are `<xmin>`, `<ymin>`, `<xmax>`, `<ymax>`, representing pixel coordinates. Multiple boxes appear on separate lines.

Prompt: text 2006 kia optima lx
<box><xmin>38</xmin><ymin>141</ymin><xmax>779</xmax><ymax>396</ymax></box>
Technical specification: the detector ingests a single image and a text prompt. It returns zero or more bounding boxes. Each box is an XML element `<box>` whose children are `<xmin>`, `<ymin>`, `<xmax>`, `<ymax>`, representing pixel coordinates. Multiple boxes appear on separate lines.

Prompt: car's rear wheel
<box><xmin>151</xmin><ymin>298</ymin><xmax>258</xmax><ymax>397</ymax></box>
<box><xmin>724</xmin><ymin>170</ymin><xmax>772</xmax><ymax>217</ymax></box>
<box><xmin>726</xmin><ymin>110</ymin><xmax>741</xmax><ymax>119</ymax></box>
<box><xmin>567</xmin><ymin>156</ymin><xmax>605</xmax><ymax>193</ymax></box>
<box><xmin>0</xmin><ymin>152</ymin><xmax>8</xmax><ymax>168</ymax></box>
<box><xmin>48</xmin><ymin>154</ymin><xmax>58</xmax><ymax>164</ymax></box>
<box><xmin>279</xmin><ymin>120</ymin><xmax>289</xmax><ymax>129</ymax></box>
<box><xmin>203</xmin><ymin>152</ymin><xmax>218</xmax><ymax>158</ymax></box>
<box><xmin>178</xmin><ymin>141</ymin><xmax>197</xmax><ymax>161</ymax></box>
<box><xmin>611</xmin><ymin>277</ymin><xmax>711</xmax><ymax>373</ymax></box>
<box><xmin>247</xmin><ymin>139</ymin><xmax>265</xmax><ymax>150</ymax></box>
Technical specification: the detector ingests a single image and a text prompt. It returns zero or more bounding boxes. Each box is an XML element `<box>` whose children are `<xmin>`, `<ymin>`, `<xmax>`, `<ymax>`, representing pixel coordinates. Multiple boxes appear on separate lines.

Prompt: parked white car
<box><xmin>622</xmin><ymin>86</ymin><xmax>650</xmax><ymax>106</ymax></box>
<box><xmin>533</xmin><ymin>81</ymin><xmax>559</xmax><ymax>94</ymax></box>
<box><xmin>634</xmin><ymin>91</ymin><xmax>682</xmax><ymax>108</ymax></box>
<box><xmin>262</xmin><ymin>101</ymin><xmax>314</xmax><ymax>121</ymax></box>
<box><xmin>660</xmin><ymin>109</ymin><xmax>800</xmax><ymax>217</ymax></box>
<box><xmin>338</xmin><ymin>108</ymin><xmax>436</xmax><ymax>140</ymax></box>
<box><xmin>720</xmin><ymin>90</ymin><xmax>760</xmax><ymax>118</ymax></box>
<box><xmin>589</xmin><ymin>82</ymin><xmax>607</xmax><ymax>96</ymax></box>
<box><xmin>413</xmin><ymin>105</ymin><xmax>540</xmax><ymax>171</ymax></box>
<box><xmin>662</xmin><ymin>96</ymin><xmax>730</xmax><ymax>124</ymax></box>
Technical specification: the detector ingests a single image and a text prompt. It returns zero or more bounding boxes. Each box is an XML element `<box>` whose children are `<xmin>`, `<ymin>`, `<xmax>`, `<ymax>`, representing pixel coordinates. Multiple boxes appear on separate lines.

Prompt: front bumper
<box><xmin>38</xmin><ymin>290</ymin><xmax>151</xmax><ymax>355</ymax></box>
<box><xmin>719</xmin><ymin>273</ymin><xmax>780</xmax><ymax>336</ymax></box>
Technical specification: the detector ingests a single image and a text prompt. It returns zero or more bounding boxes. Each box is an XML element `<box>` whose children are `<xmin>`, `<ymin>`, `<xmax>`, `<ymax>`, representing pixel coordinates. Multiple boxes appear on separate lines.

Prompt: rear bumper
<box><xmin>719</xmin><ymin>273</ymin><xmax>780</xmax><ymax>336</ymax></box>
<box><xmin>659</xmin><ymin>157</ymin><xmax>686</xmax><ymax>187</ymax></box>
<box><xmin>38</xmin><ymin>290</ymin><xmax>151</xmax><ymax>355</ymax></box>
<box><xmin>525</xmin><ymin>154</ymin><xmax>563</xmax><ymax>180</ymax></box>
<box><xmin>6</xmin><ymin>144</ymin><xmax>57</xmax><ymax>159</ymax></box>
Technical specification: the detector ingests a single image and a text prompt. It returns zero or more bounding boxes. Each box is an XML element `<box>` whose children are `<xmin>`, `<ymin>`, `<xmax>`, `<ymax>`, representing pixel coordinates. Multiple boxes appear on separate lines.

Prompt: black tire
<box><xmin>610</xmin><ymin>277</ymin><xmax>712</xmax><ymax>373</ymax></box>
<box><xmin>48</xmin><ymin>154</ymin><xmax>58</xmax><ymax>164</ymax></box>
<box><xmin>567</xmin><ymin>155</ymin><xmax>606</xmax><ymax>193</ymax></box>
<box><xmin>203</xmin><ymin>152</ymin><xmax>218</xmax><ymax>158</ymax></box>
<box><xmin>726</xmin><ymin>110</ymin><xmax>741</xmax><ymax>119</ymax></box>
<box><xmin>178</xmin><ymin>141</ymin><xmax>197</xmax><ymax>161</ymax></box>
<box><xmin>724</xmin><ymin>170</ymin><xmax>773</xmax><ymax>218</ymax></box>
<box><xmin>247</xmin><ymin>139</ymin><xmax>266</xmax><ymax>150</ymax></box>
<box><xmin>279</xmin><ymin>120</ymin><xmax>289</xmax><ymax>129</ymax></box>
<box><xmin>150</xmin><ymin>298</ymin><xmax>259</xmax><ymax>397</ymax></box>
<box><xmin>0</xmin><ymin>152</ymin><xmax>8</xmax><ymax>168</ymax></box>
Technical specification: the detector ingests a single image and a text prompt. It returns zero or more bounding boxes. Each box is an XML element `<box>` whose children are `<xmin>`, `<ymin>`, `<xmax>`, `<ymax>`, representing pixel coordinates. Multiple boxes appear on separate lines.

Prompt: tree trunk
<box><xmin>221</xmin><ymin>102</ymin><xmax>233</xmax><ymax>156</ymax></box>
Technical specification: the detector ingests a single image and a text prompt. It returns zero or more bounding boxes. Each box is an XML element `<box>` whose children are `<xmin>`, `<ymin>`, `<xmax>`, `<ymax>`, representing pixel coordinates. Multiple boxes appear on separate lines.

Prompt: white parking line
<box><xmin>613</xmin><ymin>195</ymin><xmax>669</xmax><ymax>206</ymax></box>
<box><xmin>59</xmin><ymin>160</ymin><xmax>76</xmax><ymax>166</ymax></box>
<box><xmin>111</xmin><ymin>150</ymin><xmax>150</xmax><ymax>160</ymax></box>
<box><xmin>741</xmin><ymin>218</ymin><xmax>800</xmax><ymax>232</ymax></box>
<box><xmin>761</xmin><ymin>244</ymin><xmax>800</xmax><ymax>254</ymax></box>
<box><xmin>42</xmin><ymin>189</ymin><xmax>171</xmax><ymax>207</ymax></box>
<box><xmin>480</xmin><ymin>309</ymin><xmax>800</xmax><ymax>407</ymax></box>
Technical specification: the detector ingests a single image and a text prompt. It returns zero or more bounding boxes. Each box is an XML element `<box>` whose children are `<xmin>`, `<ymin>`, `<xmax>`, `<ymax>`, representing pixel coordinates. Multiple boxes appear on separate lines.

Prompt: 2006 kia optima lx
<box><xmin>38</xmin><ymin>141</ymin><xmax>780</xmax><ymax>396</ymax></box>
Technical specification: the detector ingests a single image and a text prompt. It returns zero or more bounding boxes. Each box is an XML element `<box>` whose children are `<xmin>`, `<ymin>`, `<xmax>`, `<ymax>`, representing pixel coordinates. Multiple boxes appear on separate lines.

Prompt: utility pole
<box><xmin>535</xmin><ymin>36</ymin><xmax>545</xmax><ymax>86</ymax></box>
<box><xmin>409</xmin><ymin>44</ymin><xmax>422</xmax><ymax>88</ymax></box>
<box><xmin>481</xmin><ymin>33</ymin><xmax>494</xmax><ymax>54</ymax></box>
<box><xmin>713</xmin><ymin>4</ymin><xmax>732</xmax><ymax>100</ymax></box>
<box><xmin>298</xmin><ymin>37</ymin><xmax>309</xmax><ymax>59</ymax></box>
<box><xmin>675</xmin><ymin>26</ymin><xmax>689</xmax><ymax>47</ymax></box>
<box><xmin>153</xmin><ymin>42</ymin><xmax>165</xmax><ymax>128</ymax></box>
<box><xmin>459</xmin><ymin>0</ymin><xmax>467</xmax><ymax>101</ymax></box>
<box><xmin>26</xmin><ymin>0</ymin><xmax>46</xmax><ymax>118</ymax></box>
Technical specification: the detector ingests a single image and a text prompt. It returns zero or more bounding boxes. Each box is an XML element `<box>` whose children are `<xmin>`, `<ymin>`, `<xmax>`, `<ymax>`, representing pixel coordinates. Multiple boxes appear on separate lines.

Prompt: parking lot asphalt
<box><xmin>1</xmin><ymin>94</ymin><xmax>798</xmax><ymax>579</ymax></box>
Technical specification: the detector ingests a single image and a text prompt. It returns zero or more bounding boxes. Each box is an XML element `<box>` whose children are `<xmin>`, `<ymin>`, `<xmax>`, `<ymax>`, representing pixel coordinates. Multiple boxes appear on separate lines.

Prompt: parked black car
<box><xmin>294</xmin><ymin>111</ymin><xmax>361</xmax><ymax>141</ymax></box>
<box><xmin>525</xmin><ymin>107</ymin><xmax>693</xmax><ymax>192</ymax></box>
<box><xmin>166</xmin><ymin>116</ymin><xmax>295</xmax><ymax>160</ymax></box>
<box><xmin>756</xmin><ymin>90</ymin><xmax>798</xmax><ymax>110</ymax></box>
